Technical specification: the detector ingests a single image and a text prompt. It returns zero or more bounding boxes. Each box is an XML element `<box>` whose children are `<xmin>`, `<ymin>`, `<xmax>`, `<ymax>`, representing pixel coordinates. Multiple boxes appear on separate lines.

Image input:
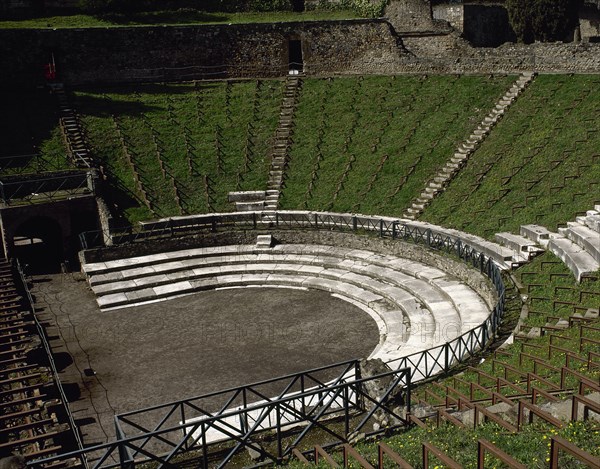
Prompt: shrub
<box><xmin>506</xmin><ymin>0</ymin><xmax>582</xmax><ymax>43</ymax></box>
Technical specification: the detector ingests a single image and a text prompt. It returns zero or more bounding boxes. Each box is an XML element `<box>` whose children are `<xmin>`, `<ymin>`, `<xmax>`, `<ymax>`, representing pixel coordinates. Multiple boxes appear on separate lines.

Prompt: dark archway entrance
<box><xmin>289</xmin><ymin>40</ymin><xmax>303</xmax><ymax>73</ymax></box>
<box><xmin>13</xmin><ymin>216</ymin><xmax>63</xmax><ymax>274</ymax></box>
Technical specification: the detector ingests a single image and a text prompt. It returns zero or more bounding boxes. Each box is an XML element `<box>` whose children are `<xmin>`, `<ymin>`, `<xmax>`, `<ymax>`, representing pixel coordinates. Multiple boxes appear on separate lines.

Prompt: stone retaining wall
<box><xmin>398</xmin><ymin>38</ymin><xmax>600</xmax><ymax>74</ymax></box>
<box><xmin>0</xmin><ymin>20</ymin><xmax>405</xmax><ymax>87</ymax></box>
<box><xmin>2</xmin><ymin>20</ymin><xmax>600</xmax><ymax>87</ymax></box>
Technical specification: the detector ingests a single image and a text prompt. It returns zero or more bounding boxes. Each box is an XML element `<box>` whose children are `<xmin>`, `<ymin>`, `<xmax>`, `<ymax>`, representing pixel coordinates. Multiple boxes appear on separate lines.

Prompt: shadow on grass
<box><xmin>0</xmin><ymin>88</ymin><xmax>60</xmax><ymax>158</ymax></box>
<box><xmin>96</xmin><ymin>10</ymin><xmax>228</xmax><ymax>25</ymax></box>
<box><xmin>74</xmin><ymin>82</ymin><xmax>223</xmax><ymax>99</ymax></box>
<box><xmin>71</xmin><ymin>92</ymin><xmax>162</xmax><ymax>118</ymax></box>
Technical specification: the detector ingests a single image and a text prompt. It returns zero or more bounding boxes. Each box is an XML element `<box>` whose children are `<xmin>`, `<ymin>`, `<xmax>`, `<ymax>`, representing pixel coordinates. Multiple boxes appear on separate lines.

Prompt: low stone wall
<box><xmin>0</xmin><ymin>20</ymin><xmax>405</xmax><ymax>87</ymax></box>
<box><xmin>398</xmin><ymin>37</ymin><xmax>600</xmax><ymax>74</ymax></box>
<box><xmin>2</xmin><ymin>19</ymin><xmax>598</xmax><ymax>88</ymax></box>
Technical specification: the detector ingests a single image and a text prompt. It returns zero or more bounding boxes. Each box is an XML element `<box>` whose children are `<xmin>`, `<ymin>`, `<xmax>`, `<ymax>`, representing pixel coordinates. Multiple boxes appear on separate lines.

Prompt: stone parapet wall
<box><xmin>0</xmin><ymin>20</ymin><xmax>406</xmax><ymax>86</ymax></box>
<box><xmin>398</xmin><ymin>39</ymin><xmax>600</xmax><ymax>73</ymax></box>
<box><xmin>1</xmin><ymin>20</ymin><xmax>599</xmax><ymax>88</ymax></box>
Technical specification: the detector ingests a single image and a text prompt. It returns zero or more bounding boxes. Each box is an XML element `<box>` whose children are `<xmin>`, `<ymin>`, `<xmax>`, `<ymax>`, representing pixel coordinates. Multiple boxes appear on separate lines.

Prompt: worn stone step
<box><xmin>441</xmin><ymin>166</ymin><xmax>457</xmax><ymax>175</ymax></box>
<box><xmin>520</xmin><ymin>224</ymin><xmax>552</xmax><ymax>246</ymax></box>
<box><xmin>227</xmin><ymin>191</ymin><xmax>266</xmax><ymax>203</ymax></box>
<box><xmin>564</xmin><ymin>223</ymin><xmax>600</xmax><ymax>263</ymax></box>
<box><xmin>548</xmin><ymin>236</ymin><xmax>600</xmax><ymax>282</ymax></box>
<box><xmin>494</xmin><ymin>232</ymin><xmax>544</xmax><ymax>259</ymax></box>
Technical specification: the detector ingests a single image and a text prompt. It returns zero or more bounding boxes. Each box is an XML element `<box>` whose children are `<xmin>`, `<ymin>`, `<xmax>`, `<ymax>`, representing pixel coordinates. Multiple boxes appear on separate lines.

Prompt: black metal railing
<box><xmin>27</xmin><ymin>362</ymin><xmax>411</xmax><ymax>469</ymax></box>
<box><xmin>0</xmin><ymin>154</ymin><xmax>74</xmax><ymax>175</ymax></box>
<box><xmin>0</xmin><ymin>170</ymin><xmax>94</xmax><ymax>205</ymax></box>
<box><xmin>64</xmin><ymin>210</ymin><xmax>507</xmax><ymax>468</ymax></box>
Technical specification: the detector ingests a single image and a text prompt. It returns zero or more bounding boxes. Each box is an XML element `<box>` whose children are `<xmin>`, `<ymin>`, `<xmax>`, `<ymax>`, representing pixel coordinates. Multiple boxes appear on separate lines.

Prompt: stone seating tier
<box><xmin>82</xmin><ymin>243</ymin><xmax>491</xmax><ymax>364</ymax></box>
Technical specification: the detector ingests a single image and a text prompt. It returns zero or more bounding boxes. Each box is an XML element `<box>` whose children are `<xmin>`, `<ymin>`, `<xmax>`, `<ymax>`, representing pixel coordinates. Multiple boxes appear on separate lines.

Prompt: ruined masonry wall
<box><xmin>0</xmin><ymin>20</ymin><xmax>405</xmax><ymax>86</ymax></box>
<box><xmin>1</xmin><ymin>19</ymin><xmax>599</xmax><ymax>88</ymax></box>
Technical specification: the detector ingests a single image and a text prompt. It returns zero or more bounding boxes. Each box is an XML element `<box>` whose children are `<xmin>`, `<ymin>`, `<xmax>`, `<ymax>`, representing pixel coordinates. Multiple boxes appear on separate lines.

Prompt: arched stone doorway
<box><xmin>13</xmin><ymin>216</ymin><xmax>64</xmax><ymax>274</ymax></box>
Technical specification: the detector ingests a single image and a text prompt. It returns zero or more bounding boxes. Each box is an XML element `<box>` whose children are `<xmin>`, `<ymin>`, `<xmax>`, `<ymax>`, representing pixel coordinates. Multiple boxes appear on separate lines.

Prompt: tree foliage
<box><xmin>506</xmin><ymin>0</ymin><xmax>582</xmax><ymax>43</ymax></box>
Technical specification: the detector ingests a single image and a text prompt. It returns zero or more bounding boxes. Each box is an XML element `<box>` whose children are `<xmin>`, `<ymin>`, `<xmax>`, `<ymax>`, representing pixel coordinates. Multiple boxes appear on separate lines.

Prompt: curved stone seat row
<box><xmin>82</xmin><ymin>244</ymin><xmax>490</xmax><ymax>363</ymax></box>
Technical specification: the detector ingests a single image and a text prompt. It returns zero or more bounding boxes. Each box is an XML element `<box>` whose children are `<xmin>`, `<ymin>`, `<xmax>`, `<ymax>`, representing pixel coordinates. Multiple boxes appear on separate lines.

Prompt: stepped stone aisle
<box><xmin>491</xmin><ymin>205</ymin><xmax>599</xmax><ymax>282</ymax></box>
<box><xmin>53</xmin><ymin>84</ymin><xmax>93</xmax><ymax>168</ymax></box>
<box><xmin>403</xmin><ymin>72</ymin><xmax>536</xmax><ymax>220</ymax></box>
<box><xmin>519</xmin><ymin>205</ymin><xmax>600</xmax><ymax>282</ymax></box>
<box><xmin>0</xmin><ymin>260</ymin><xmax>72</xmax><ymax>461</ymax></box>
<box><xmin>265</xmin><ymin>75</ymin><xmax>302</xmax><ymax>210</ymax></box>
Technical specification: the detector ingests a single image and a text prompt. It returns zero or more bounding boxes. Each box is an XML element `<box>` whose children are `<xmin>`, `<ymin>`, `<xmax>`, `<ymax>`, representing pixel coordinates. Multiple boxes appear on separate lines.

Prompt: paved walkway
<box><xmin>31</xmin><ymin>274</ymin><xmax>378</xmax><ymax>447</ymax></box>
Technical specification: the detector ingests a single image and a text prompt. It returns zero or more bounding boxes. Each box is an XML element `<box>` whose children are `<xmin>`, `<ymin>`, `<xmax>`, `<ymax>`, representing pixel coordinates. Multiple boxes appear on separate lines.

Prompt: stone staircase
<box><xmin>0</xmin><ymin>260</ymin><xmax>72</xmax><ymax>463</ymax></box>
<box><xmin>403</xmin><ymin>72</ymin><xmax>536</xmax><ymax>220</ymax></box>
<box><xmin>227</xmin><ymin>190</ymin><xmax>267</xmax><ymax>211</ymax></box>
<box><xmin>53</xmin><ymin>84</ymin><xmax>93</xmax><ymax>168</ymax></box>
<box><xmin>519</xmin><ymin>205</ymin><xmax>600</xmax><ymax>282</ymax></box>
<box><xmin>265</xmin><ymin>75</ymin><xmax>302</xmax><ymax>210</ymax></box>
<box><xmin>494</xmin><ymin>231</ymin><xmax>545</xmax><ymax>264</ymax></box>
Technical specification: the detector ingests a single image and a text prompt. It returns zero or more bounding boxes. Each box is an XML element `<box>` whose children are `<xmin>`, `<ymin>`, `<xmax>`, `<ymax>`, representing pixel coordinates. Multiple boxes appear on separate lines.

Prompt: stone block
<box><xmin>548</xmin><ymin>237</ymin><xmax>600</xmax><ymax>282</ymax></box>
<box><xmin>565</xmin><ymin>224</ymin><xmax>600</xmax><ymax>263</ymax></box>
<box><xmin>520</xmin><ymin>224</ymin><xmax>551</xmax><ymax>245</ymax></box>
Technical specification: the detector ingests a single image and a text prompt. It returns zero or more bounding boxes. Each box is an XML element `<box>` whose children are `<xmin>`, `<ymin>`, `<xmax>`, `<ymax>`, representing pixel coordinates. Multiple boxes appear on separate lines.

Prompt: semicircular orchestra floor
<box><xmin>31</xmin><ymin>275</ymin><xmax>380</xmax><ymax>445</ymax></box>
<box><xmin>84</xmin><ymin>242</ymin><xmax>492</xmax><ymax>365</ymax></box>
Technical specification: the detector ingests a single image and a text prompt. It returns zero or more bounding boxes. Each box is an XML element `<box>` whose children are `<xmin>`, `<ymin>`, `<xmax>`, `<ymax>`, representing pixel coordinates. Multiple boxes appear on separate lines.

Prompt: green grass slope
<box><xmin>422</xmin><ymin>74</ymin><xmax>600</xmax><ymax>239</ymax></box>
<box><xmin>0</xmin><ymin>10</ymin><xmax>359</xmax><ymax>29</ymax></box>
<box><xmin>74</xmin><ymin>80</ymin><xmax>282</xmax><ymax>222</ymax></box>
<box><xmin>280</xmin><ymin>74</ymin><xmax>515</xmax><ymax>215</ymax></box>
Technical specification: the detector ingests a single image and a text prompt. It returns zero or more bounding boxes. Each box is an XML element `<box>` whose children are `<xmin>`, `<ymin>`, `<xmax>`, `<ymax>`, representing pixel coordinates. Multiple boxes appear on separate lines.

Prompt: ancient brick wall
<box><xmin>0</xmin><ymin>20</ymin><xmax>406</xmax><ymax>86</ymax></box>
<box><xmin>1</xmin><ymin>19</ymin><xmax>599</xmax><ymax>88</ymax></box>
<box><xmin>385</xmin><ymin>0</ymin><xmax>437</xmax><ymax>32</ymax></box>
<box><xmin>398</xmin><ymin>37</ymin><xmax>600</xmax><ymax>73</ymax></box>
<box><xmin>580</xmin><ymin>4</ymin><xmax>600</xmax><ymax>41</ymax></box>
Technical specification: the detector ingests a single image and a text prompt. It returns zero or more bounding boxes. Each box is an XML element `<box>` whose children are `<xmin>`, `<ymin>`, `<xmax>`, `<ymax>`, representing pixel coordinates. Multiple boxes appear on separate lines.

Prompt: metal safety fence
<box><xmin>57</xmin><ymin>210</ymin><xmax>507</xmax><ymax>468</ymax></box>
<box><xmin>27</xmin><ymin>362</ymin><xmax>411</xmax><ymax>469</ymax></box>
<box><xmin>0</xmin><ymin>170</ymin><xmax>95</xmax><ymax>205</ymax></box>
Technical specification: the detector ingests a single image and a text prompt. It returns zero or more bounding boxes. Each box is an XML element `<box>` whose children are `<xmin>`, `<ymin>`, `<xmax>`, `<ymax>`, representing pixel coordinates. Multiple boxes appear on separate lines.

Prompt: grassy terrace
<box><xmin>74</xmin><ymin>80</ymin><xmax>282</xmax><ymax>222</ymax></box>
<box><xmin>0</xmin><ymin>10</ymin><xmax>358</xmax><ymax>28</ymax></box>
<box><xmin>280</xmin><ymin>75</ymin><xmax>515</xmax><ymax>215</ymax></box>
<box><xmin>73</xmin><ymin>75</ymin><xmax>515</xmax><ymax>223</ymax></box>
<box><xmin>0</xmin><ymin>89</ymin><xmax>73</xmax><ymax>175</ymax></box>
<box><xmin>422</xmin><ymin>74</ymin><xmax>600</xmax><ymax>239</ymax></box>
